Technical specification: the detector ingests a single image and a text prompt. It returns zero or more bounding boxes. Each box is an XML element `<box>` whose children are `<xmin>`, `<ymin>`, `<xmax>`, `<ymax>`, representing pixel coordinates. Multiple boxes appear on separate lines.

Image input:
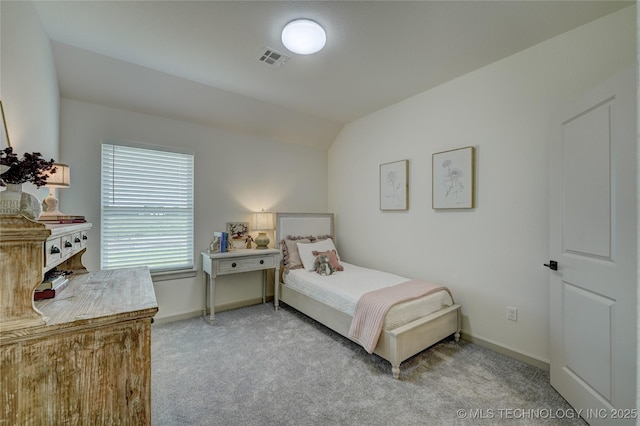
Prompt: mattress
<box><xmin>283</xmin><ymin>262</ymin><xmax>453</xmax><ymax>330</ymax></box>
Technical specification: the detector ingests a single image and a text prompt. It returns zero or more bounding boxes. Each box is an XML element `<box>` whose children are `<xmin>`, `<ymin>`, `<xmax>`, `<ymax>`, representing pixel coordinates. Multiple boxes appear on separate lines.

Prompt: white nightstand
<box><xmin>201</xmin><ymin>248</ymin><xmax>280</xmax><ymax>324</ymax></box>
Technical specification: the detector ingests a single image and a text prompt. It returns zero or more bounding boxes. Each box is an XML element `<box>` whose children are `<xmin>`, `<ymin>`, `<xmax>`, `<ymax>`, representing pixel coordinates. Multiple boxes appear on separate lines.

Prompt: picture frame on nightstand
<box><xmin>226</xmin><ymin>222</ymin><xmax>249</xmax><ymax>240</ymax></box>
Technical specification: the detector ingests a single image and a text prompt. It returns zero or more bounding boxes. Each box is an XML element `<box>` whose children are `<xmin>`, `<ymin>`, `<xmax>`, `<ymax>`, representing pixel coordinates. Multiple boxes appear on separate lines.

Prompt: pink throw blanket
<box><xmin>348</xmin><ymin>280</ymin><xmax>453</xmax><ymax>354</ymax></box>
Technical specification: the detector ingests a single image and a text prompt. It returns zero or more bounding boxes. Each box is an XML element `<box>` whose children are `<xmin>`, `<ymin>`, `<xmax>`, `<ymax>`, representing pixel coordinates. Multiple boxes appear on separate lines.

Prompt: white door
<box><xmin>548</xmin><ymin>66</ymin><xmax>636</xmax><ymax>425</ymax></box>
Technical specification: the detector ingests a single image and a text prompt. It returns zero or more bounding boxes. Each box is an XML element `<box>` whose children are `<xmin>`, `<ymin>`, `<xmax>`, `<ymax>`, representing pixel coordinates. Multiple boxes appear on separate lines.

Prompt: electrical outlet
<box><xmin>507</xmin><ymin>306</ymin><xmax>518</xmax><ymax>322</ymax></box>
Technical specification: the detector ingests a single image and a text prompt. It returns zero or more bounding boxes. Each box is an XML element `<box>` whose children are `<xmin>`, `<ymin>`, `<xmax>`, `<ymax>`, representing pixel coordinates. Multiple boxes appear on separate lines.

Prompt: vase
<box><xmin>0</xmin><ymin>183</ymin><xmax>42</xmax><ymax>220</ymax></box>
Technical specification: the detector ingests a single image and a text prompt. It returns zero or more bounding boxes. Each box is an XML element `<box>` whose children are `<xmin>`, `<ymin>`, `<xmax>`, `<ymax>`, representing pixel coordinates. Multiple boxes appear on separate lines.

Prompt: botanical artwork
<box><xmin>380</xmin><ymin>160</ymin><xmax>408</xmax><ymax>211</ymax></box>
<box><xmin>432</xmin><ymin>146</ymin><xmax>475</xmax><ymax>209</ymax></box>
<box><xmin>226</xmin><ymin>222</ymin><xmax>249</xmax><ymax>239</ymax></box>
<box><xmin>0</xmin><ymin>101</ymin><xmax>10</xmax><ymax>150</ymax></box>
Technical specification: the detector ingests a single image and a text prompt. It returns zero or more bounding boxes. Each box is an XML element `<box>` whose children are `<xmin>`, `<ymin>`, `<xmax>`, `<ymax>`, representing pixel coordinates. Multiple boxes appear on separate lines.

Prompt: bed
<box><xmin>274</xmin><ymin>212</ymin><xmax>461</xmax><ymax>379</ymax></box>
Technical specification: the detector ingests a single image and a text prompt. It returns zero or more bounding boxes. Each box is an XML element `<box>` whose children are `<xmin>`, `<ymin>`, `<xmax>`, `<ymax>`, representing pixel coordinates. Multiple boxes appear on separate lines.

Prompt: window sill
<box><xmin>151</xmin><ymin>268</ymin><xmax>197</xmax><ymax>282</ymax></box>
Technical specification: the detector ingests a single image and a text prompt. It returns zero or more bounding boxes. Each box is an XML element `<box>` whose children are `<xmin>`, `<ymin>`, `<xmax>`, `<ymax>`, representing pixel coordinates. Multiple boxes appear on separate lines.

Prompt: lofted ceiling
<box><xmin>33</xmin><ymin>0</ymin><xmax>632</xmax><ymax>149</ymax></box>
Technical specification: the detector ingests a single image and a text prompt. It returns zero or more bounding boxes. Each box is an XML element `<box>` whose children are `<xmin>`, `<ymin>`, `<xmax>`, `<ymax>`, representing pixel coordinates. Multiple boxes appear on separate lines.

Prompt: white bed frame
<box><xmin>274</xmin><ymin>213</ymin><xmax>461</xmax><ymax>379</ymax></box>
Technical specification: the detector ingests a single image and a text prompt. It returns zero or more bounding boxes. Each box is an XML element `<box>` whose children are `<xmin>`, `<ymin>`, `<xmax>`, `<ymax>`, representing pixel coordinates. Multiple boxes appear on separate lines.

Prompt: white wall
<box><xmin>60</xmin><ymin>98</ymin><xmax>328</xmax><ymax>320</ymax></box>
<box><xmin>0</xmin><ymin>1</ymin><xmax>59</xmax><ymax>159</ymax></box>
<box><xmin>328</xmin><ymin>6</ymin><xmax>636</xmax><ymax>364</ymax></box>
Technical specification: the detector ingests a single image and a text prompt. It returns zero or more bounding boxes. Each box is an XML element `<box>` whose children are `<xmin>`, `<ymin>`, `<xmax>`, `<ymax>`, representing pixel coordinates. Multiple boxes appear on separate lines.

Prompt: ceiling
<box><xmin>33</xmin><ymin>1</ymin><xmax>632</xmax><ymax>149</ymax></box>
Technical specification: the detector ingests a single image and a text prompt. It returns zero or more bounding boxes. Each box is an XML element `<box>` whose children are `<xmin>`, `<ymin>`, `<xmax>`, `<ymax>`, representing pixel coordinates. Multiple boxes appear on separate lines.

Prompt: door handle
<box><xmin>543</xmin><ymin>260</ymin><xmax>558</xmax><ymax>271</ymax></box>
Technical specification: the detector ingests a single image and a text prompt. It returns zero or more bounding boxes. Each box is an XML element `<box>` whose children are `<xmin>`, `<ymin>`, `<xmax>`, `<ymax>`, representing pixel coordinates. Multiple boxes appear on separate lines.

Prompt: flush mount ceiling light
<box><xmin>281</xmin><ymin>19</ymin><xmax>326</xmax><ymax>55</ymax></box>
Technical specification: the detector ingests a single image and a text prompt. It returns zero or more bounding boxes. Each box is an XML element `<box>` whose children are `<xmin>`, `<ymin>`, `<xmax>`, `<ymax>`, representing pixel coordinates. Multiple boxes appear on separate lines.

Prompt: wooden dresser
<box><xmin>0</xmin><ymin>215</ymin><xmax>158</xmax><ymax>425</ymax></box>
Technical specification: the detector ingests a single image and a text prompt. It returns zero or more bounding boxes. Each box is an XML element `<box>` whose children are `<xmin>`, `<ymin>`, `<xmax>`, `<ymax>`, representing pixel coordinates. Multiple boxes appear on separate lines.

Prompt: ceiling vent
<box><xmin>257</xmin><ymin>48</ymin><xmax>290</xmax><ymax>68</ymax></box>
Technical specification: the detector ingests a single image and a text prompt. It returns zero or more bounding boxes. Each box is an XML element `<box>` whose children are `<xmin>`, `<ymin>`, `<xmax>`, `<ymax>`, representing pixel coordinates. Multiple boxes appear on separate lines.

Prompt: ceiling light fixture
<box><xmin>281</xmin><ymin>19</ymin><xmax>326</xmax><ymax>55</ymax></box>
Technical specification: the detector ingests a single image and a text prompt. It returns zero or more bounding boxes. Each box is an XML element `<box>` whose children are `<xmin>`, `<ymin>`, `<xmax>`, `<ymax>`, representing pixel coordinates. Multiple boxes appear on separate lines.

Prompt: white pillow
<box><xmin>297</xmin><ymin>238</ymin><xmax>339</xmax><ymax>272</ymax></box>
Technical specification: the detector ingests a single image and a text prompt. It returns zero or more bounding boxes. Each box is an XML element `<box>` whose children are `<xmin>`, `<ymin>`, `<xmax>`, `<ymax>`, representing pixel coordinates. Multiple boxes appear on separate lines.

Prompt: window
<box><xmin>101</xmin><ymin>142</ymin><xmax>194</xmax><ymax>272</ymax></box>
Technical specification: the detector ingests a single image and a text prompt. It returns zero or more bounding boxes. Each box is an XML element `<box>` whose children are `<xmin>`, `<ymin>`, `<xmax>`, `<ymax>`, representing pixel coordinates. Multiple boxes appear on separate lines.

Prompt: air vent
<box><xmin>257</xmin><ymin>47</ymin><xmax>290</xmax><ymax>68</ymax></box>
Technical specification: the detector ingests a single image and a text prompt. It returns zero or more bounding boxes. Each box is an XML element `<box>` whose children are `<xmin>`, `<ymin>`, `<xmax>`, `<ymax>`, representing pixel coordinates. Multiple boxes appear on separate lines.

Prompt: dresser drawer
<box><xmin>80</xmin><ymin>230</ymin><xmax>89</xmax><ymax>248</ymax></box>
<box><xmin>218</xmin><ymin>255</ymin><xmax>275</xmax><ymax>274</ymax></box>
<box><xmin>41</xmin><ymin>222</ymin><xmax>92</xmax><ymax>274</ymax></box>
<box><xmin>71</xmin><ymin>232</ymin><xmax>82</xmax><ymax>250</ymax></box>
<box><xmin>61</xmin><ymin>234</ymin><xmax>74</xmax><ymax>257</ymax></box>
<box><xmin>44</xmin><ymin>229</ymin><xmax>90</xmax><ymax>271</ymax></box>
<box><xmin>45</xmin><ymin>237</ymin><xmax>62</xmax><ymax>269</ymax></box>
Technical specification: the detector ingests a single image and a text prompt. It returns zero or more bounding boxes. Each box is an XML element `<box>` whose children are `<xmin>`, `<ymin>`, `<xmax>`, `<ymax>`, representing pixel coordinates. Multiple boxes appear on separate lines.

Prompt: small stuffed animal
<box><xmin>314</xmin><ymin>254</ymin><xmax>335</xmax><ymax>276</ymax></box>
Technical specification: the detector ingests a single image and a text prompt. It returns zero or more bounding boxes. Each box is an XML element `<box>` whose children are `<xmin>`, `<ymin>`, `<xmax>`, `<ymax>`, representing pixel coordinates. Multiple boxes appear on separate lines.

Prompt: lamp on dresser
<box><xmin>39</xmin><ymin>163</ymin><xmax>70</xmax><ymax>219</ymax></box>
<box><xmin>253</xmin><ymin>210</ymin><xmax>273</xmax><ymax>249</ymax></box>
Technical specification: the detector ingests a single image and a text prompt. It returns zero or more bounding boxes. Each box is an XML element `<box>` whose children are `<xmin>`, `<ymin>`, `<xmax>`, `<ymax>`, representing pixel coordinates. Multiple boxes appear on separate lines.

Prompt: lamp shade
<box><xmin>45</xmin><ymin>163</ymin><xmax>70</xmax><ymax>187</ymax></box>
<box><xmin>281</xmin><ymin>19</ymin><xmax>326</xmax><ymax>55</ymax></box>
<box><xmin>253</xmin><ymin>210</ymin><xmax>273</xmax><ymax>231</ymax></box>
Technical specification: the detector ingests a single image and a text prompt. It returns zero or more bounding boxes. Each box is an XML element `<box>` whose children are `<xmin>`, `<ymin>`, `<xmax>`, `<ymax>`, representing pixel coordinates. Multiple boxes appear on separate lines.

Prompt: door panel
<box><xmin>561</xmin><ymin>101</ymin><xmax>612</xmax><ymax>259</ymax></box>
<box><xmin>563</xmin><ymin>282</ymin><xmax>613</xmax><ymax>400</ymax></box>
<box><xmin>548</xmin><ymin>66</ymin><xmax>636</xmax><ymax>425</ymax></box>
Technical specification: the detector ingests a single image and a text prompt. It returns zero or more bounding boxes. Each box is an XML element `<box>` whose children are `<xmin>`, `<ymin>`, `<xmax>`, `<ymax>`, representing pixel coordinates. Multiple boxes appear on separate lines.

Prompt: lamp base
<box><xmin>255</xmin><ymin>232</ymin><xmax>270</xmax><ymax>249</ymax></box>
<box><xmin>40</xmin><ymin>190</ymin><xmax>66</xmax><ymax>219</ymax></box>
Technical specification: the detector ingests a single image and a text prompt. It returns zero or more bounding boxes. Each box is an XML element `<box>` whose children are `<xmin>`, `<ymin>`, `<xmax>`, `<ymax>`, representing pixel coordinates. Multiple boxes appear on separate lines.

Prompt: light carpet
<box><xmin>151</xmin><ymin>303</ymin><xmax>585</xmax><ymax>425</ymax></box>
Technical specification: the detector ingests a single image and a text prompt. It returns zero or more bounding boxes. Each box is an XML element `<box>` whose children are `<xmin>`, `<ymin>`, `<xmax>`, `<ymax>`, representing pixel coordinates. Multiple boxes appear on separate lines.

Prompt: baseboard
<box><xmin>153</xmin><ymin>310</ymin><xmax>202</xmax><ymax>325</ymax></box>
<box><xmin>460</xmin><ymin>331</ymin><xmax>550</xmax><ymax>371</ymax></box>
<box><xmin>215</xmin><ymin>297</ymin><xmax>265</xmax><ymax>313</ymax></box>
<box><xmin>152</xmin><ymin>298</ymin><xmax>277</xmax><ymax>325</ymax></box>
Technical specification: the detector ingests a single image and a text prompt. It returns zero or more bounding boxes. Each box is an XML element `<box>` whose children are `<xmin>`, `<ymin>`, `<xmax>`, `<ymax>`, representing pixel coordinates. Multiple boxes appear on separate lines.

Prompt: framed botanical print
<box><xmin>1</xmin><ymin>101</ymin><xmax>10</xmax><ymax>149</ymax></box>
<box><xmin>432</xmin><ymin>146</ymin><xmax>475</xmax><ymax>209</ymax></box>
<box><xmin>226</xmin><ymin>222</ymin><xmax>249</xmax><ymax>240</ymax></box>
<box><xmin>380</xmin><ymin>159</ymin><xmax>408</xmax><ymax>211</ymax></box>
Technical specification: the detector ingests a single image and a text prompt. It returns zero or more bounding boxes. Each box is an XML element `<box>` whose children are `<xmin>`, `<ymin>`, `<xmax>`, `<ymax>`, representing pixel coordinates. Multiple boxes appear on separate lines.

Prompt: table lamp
<box><xmin>253</xmin><ymin>210</ymin><xmax>273</xmax><ymax>249</ymax></box>
<box><xmin>40</xmin><ymin>163</ymin><xmax>70</xmax><ymax>218</ymax></box>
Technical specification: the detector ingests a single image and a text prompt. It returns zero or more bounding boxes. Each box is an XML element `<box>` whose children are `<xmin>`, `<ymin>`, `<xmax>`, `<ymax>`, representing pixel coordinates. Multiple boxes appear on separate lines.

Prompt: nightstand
<box><xmin>201</xmin><ymin>248</ymin><xmax>280</xmax><ymax>324</ymax></box>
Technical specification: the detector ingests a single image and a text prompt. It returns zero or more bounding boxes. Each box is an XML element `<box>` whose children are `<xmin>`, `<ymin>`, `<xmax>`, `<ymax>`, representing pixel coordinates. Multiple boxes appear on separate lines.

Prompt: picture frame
<box><xmin>380</xmin><ymin>159</ymin><xmax>408</xmax><ymax>211</ymax></box>
<box><xmin>1</xmin><ymin>101</ymin><xmax>10</xmax><ymax>149</ymax></box>
<box><xmin>226</xmin><ymin>222</ymin><xmax>249</xmax><ymax>240</ymax></box>
<box><xmin>209</xmin><ymin>235</ymin><xmax>221</xmax><ymax>253</ymax></box>
<box><xmin>432</xmin><ymin>146</ymin><xmax>475</xmax><ymax>209</ymax></box>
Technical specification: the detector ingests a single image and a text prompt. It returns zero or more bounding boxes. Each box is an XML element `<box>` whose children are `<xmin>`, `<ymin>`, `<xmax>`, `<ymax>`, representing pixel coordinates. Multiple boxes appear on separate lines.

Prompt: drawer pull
<box><xmin>231</xmin><ymin>262</ymin><xmax>237</xmax><ymax>268</ymax></box>
<box><xmin>260</xmin><ymin>259</ymin><xmax>264</xmax><ymax>265</ymax></box>
<box><xmin>64</xmin><ymin>241</ymin><xmax>73</xmax><ymax>248</ymax></box>
<box><xmin>75</xmin><ymin>237</ymin><xmax>81</xmax><ymax>243</ymax></box>
<box><xmin>50</xmin><ymin>246</ymin><xmax>61</xmax><ymax>254</ymax></box>
<box><xmin>82</xmin><ymin>235</ymin><xmax>88</xmax><ymax>240</ymax></box>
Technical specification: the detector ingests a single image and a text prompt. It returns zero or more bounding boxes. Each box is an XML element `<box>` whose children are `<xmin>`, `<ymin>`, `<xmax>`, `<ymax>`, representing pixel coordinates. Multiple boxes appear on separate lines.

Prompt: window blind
<box><xmin>101</xmin><ymin>143</ymin><xmax>194</xmax><ymax>272</ymax></box>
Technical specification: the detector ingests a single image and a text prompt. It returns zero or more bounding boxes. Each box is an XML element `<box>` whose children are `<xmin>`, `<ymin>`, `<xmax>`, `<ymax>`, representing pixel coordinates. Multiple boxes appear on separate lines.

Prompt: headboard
<box><xmin>275</xmin><ymin>213</ymin><xmax>335</xmax><ymax>250</ymax></box>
